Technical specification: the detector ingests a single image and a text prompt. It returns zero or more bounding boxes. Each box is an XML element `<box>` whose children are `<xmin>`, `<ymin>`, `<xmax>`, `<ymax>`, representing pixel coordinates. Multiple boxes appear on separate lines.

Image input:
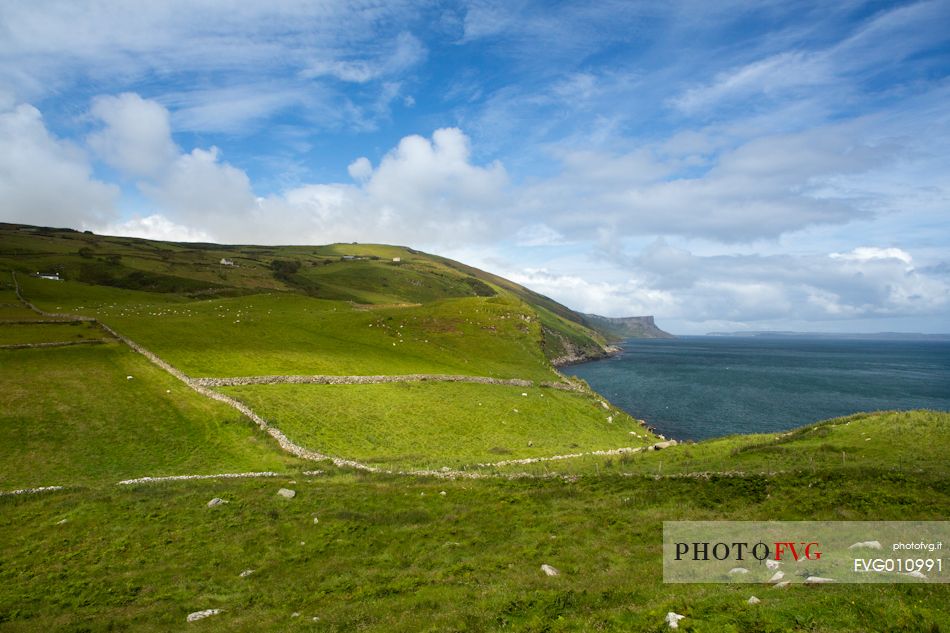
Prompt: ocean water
<box><xmin>564</xmin><ymin>336</ymin><xmax>950</xmax><ymax>441</ymax></box>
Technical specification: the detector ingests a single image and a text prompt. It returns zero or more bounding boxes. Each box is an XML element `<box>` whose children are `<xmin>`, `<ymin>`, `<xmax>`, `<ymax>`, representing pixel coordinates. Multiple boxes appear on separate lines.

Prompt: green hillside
<box><xmin>1</xmin><ymin>223</ymin><xmax>947</xmax><ymax>631</ymax></box>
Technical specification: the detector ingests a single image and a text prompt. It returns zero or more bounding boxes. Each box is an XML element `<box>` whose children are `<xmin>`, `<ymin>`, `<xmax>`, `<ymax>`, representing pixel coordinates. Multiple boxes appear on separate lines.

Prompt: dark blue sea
<box><xmin>565</xmin><ymin>336</ymin><xmax>950</xmax><ymax>441</ymax></box>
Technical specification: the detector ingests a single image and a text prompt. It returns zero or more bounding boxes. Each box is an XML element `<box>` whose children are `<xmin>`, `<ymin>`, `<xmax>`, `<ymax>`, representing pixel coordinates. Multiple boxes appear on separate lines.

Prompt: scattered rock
<box><xmin>747</xmin><ymin>596</ymin><xmax>761</xmax><ymax>605</ymax></box>
<box><xmin>804</xmin><ymin>576</ymin><xmax>835</xmax><ymax>584</ymax></box>
<box><xmin>126</xmin><ymin>375</ymin><xmax>133</xmax><ymax>380</ymax></box>
<box><xmin>765</xmin><ymin>559</ymin><xmax>781</xmax><ymax>570</ymax></box>
<box><xmin>277</xmin><ymin>488</ymin><xmax>296</xmax><ymax>499</ymax></box>
<box><xmin>313</xmin><ymin>517</ymin><xmax>320</xmax><ymax>524</ymax></box>
<box><xmin>607</xmin><ymin>415</ymin><xmax>613</xmax><ymax>423</ymax></box>
<box><xmin>600</xmin><ymin>401</ymin><xmax>609</xmax><ymax>410</ymax></box>
<box><xmin>653</xmin><ymin>440</ymin><xmax>676</xmax><ymax>450</ymax></box>
<box><xmin>291</xmin><ymin>612</ymin><xmax>300</xmax><ymax>618</ymax></box>
<box><xmin>904</xmin><ymin>570</ymin><xmax>927</xmax><ymax>579</ymax></box>
<box><xmin>772</xmin><ymin>580</ymin><xmax>791</xmax><ymax>589</ymax></box>
<box><xmin>848</xmin><ymin>540</ymin><xmax>882</xmax><ymax>550</ymax></box>
<box><xmin>207</xmin><ymin>497</ymin><xmax>227</xmax><ymax>508</ymax></box>
<box><xmin>521</xmin><ymin>392</ymin><xmax>528</xmax><ymax>397</ymax></box>
<box><xmin>56</xmin><ymin>518</ymin><xmax>68</xmax><ymax>525</ymax></box>
<box><xmin>439</xmin><ymin>491</ymin><xmax>446</xmax><ymax>496</ymax></box>
<box><xmin>767</xmin><ymin>571</ymin><xmax>785</xmax><ymax>583</ymax></box>
<box><xmin>239</xmin><ymin>569</ymin><xmax>255</xmax><ymax>577</ymax></box>
<box><xmin>187</xmin><ymin>609</ymin><xmax>222</xmax><ymax>622</ymax></box>
<box><xmin>665</xmin><ymin>612</ymin><xmax>685</xmax><ymax>629</ymax></box>
<box><xmin>540</xmin><ymin>564</ymin><xmax>560</xmax><ymax>577</ymax></box>
<box><xmin>728</xmin><ymin>567</ymin><xmax>749</xmax><ymax>575</ymax></box>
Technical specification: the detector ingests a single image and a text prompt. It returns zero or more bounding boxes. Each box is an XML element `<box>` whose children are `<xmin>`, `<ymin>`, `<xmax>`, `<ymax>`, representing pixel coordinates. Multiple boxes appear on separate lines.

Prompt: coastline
<box><xmin>550</xmin><ymin>344</ymin><xmax>622</xmax><ymax>368</ymax></box>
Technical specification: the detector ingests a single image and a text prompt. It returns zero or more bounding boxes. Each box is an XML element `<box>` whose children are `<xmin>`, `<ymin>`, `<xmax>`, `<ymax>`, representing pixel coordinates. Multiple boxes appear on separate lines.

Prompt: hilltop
<box><xmin>0</xmin><ymin>223</ymin><xmax>670</xmax><ymax>364</ymax></box>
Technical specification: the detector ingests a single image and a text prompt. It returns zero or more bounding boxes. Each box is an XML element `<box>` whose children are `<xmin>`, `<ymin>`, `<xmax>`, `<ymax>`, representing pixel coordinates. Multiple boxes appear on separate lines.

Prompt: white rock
<box><xmin>239</xmin><ymin>569</ymin><xmax>255</xmax><ymax>577</ymax></box>
<box><xmin>313</xmin><ymin>517</ymin><xmax>320</xmax><ymax>524</ymax></box>
<box><xmin>765</xmin><ymin>559</ymin><xmax>781</xmax><ymax>570</ymax></box>
<box><xmin>767</xmin><ymin>571</ymin><xmax>785</xmax><ymax>583</ymax></box>
<box><xmin>277</xmin><ymin>488</ymin><xmax>296</xmax><ymax>499</ymax></box>
<box><xmin>600</xmin><ymin>401</ymin><xmax>609</xmax><ymax>409</ymax></box>
<box><xmin>904</xmin><ymin>570</ymin><xmax>927</xmax><ymax>579</ymax></box>
<box><xmin>540</xmin><ymin>564</ymin><xmax>560</xmax><ymax>577</ymax></box>
<box><xmin>728</xmin><ymin>567</ymin><xmax>749</xmax><ymax>575</ymax></box>
<box><xmin>848</xmin><ymin>540</ymin><xmax>882</xmax><ymax>550</ymax></box>
<box><xmin>291</xmin><ymin>612</ymin><xmax>300</xmax><ymax>618</ymax></box>
<box><xmin>665</xmin><ymin>612</ymin><xmax>685</xmax><ymax>629</ymax></box>
<box><xmin>804</xmin><ymin>576</ymin><xmax>836</xmax><ymax>584</ymax></box>
<box><xmin>747</xmin><ymin>596</ymin><xmax>761</xmax><ymax>605</ymax></box>
<box><xmin>207</xmin><ymin>497</ymin><xmax>227</xmax><ymax>508</ymax></box>
<box><xmin>56</xmin><ymin>518</ymin><xmax>68</xmax><ymax>525</ymax></box>
<box><xmin>772</xmin><ymin>580</ymin><xmax>791</xmax><ymax>589</ymax></box>
<box><xmin>126</xmin><ymin>375</ymin><xmax>133</xmax><ymax>380</ymax></box>
<box><xmin>187</xmin><ymin>609</ymin><xmax>222</xmax><ymax>622</ymax></box>
<box><xmin>521</xmin><ymin>392</ymin><xmax>528</xmax><ymax>397</ymax></box>
<box><xmin>439</xmin><ymin>491</ymin><xmax>446</xmax><ymax>496</ymax></box>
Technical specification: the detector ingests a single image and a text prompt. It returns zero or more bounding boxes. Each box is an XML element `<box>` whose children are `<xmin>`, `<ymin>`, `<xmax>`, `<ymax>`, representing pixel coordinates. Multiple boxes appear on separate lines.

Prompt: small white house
<box><xmin>392</xmin><ymin>257</ymin><xmax>401</xmax><ymax>262</ymax></box>
<box><xmin>35</xmin><ymin>272</ymin><xmax>62</xmax><ymax>281</ymax></box>
<box><xmin>220</xmin><ymin>258</ymin><xmax>234</xmax><ymax>266</ymax></box>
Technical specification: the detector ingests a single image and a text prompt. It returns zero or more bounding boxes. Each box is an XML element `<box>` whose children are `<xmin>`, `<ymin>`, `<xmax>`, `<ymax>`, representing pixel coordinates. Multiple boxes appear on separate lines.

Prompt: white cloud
<box><xmin>0</xmin><ymin>102</ymin><xmax>117</xmax><ymax>227</ymax></box>
<box><xmin>88</xmin><ymin>93</ymin><xmax>178</xmax><ymax>178</ymax></box>
<box><xmin>515</xmin><ymin>224</ymin><xmax>567</xmax><ymax>247</ymax></box>
<box><xmin>97</xmin><ymin>214</ymin><xmax>214</xmax><ymax>242</ymax></box>
<box><xmin>830</xmin><ymin>247</ymin><xmax>913</xmax><ymax>265</ymax></box>
<box><xmin>302</xmin><ymin>32</ymin><xmax>426</xmax><ymax>83</ymax></box>
<box><xmin>347</xmin><ymin>157</ymin><xmax>373</xmax><ymax>182</ymax></box>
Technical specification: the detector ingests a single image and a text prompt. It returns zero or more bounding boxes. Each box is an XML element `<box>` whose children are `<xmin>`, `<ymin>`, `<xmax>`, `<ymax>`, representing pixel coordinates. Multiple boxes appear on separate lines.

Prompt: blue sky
<box><xmin>1</xmin><ymin>0</ymin><xmax>949</xmax><ymax>333</ymax></box>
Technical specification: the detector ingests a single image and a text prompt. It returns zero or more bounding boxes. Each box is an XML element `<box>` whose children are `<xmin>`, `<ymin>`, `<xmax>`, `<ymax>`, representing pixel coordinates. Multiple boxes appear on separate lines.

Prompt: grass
<box><xmin>0</xmin><ymin>464</ymin><xmax>946</xmax><ymax>632</ymax></box>
<box><xmin>487</xmin><ymin>410</ymin><xmax>950</xmax><ymax>479</ymax></box>
<box><xmin>220</xmin><ymin>382</ymin><xmax>656</xmax><ymax>470</ymax></box>
<box><xmin>19</xmin><ymin>280</ymin><xmax>558</xmax><ymax>380</ymax></box>
<box><xmin>0</xmin><ymin>344</ymin><xmax>303</xmax><ymax>489</ymax></box>
<box><xmin>0</xmin><ymin>321</ymin><xmax>106</xmax><ymax>345</ymax></box>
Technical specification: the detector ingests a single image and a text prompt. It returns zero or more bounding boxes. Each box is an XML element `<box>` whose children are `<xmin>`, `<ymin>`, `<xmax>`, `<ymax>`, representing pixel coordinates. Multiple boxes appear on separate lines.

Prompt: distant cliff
<box><xmin>581</xmin><ymin>314</ymin><xmax>674</xmax><ymax>342</ymax></box>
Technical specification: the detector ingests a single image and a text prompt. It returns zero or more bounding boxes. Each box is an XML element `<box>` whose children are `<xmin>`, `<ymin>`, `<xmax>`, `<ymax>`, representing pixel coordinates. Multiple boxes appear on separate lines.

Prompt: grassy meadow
<box><xmin>0</xmin><ymin>343</ymin><xmax>302</xmax><ymax>488</ymax></box>
<box><xmin>220</xmin><ymin>382</ymin><xmax>655</xmax><ymax>470</ymax></box>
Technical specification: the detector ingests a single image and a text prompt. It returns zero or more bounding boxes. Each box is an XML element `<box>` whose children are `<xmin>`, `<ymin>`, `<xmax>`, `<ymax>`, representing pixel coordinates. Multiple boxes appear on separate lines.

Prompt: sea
<box><xmin>564</xmin><ymin>336</ymin><xmax>950</xmax><ymax>441</ymax></box>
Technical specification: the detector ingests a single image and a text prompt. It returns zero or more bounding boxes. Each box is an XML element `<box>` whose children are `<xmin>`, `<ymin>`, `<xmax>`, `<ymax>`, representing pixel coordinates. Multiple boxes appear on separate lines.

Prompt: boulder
<box><xmin>207</xmin><ymin>497</ymin><xmax>227</xmax><ymax>508</ymax></box>
<box><xmin>747</xmin><ymin>596</ymin><xmax>761</xmax><ymax>605</ymax></box>
<box><xmin>848</xmin><ymin>540</ymin><xmax>882</xmax><ymax>550</ymax></box>
<box><xmin>239</xmin><ymin>569</ymin><xmax>255</xmax><ymax>577</ymax></box>
<box><xmin>187</xmin><ymin>609</ymin><xmax>222</xmax><ymax>622</ymax></box>
<box><xmin>540</xmin><ymin>564</ymin><xmax>560</xmax><ymax>577</ymax></box>
<box><xmin>767</xmin><ymin>571</ymin><xmax>784</xmax><ymax>583</ymax></box>
<box><xmin>665</xmin><ymin>612</ymin><xmax>685</xmax><ymax>629</ymax></box>
<box><xmin>277</xmin><ymin>488</ymin><xmax>296</xmax><ymax>499</ymax></box>
<box><xmin>804</xmin><ymin>576</ymin><xmax>835</xmax><ymax>584</ymax></box>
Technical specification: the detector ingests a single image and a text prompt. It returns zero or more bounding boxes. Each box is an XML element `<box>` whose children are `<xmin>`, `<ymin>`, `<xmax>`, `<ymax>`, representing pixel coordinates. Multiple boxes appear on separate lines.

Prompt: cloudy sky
<box><xmin>2</xmin><ymin>1</ymin><xmax>949</xmax><ymax>333</ymax></box>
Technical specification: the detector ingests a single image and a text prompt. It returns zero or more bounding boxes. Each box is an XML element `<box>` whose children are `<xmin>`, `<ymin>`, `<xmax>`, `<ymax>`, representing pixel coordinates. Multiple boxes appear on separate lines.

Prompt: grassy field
<box><xmin>0</xmin><ymin>344</ymin><xmax>302</xmax><ymax>488</ymax></box>
<box><xmin>488</xmin><ymin>410</ymin><xmax>950</xmax><ymax>478</ymax></box>
<box><xmin>0</xmin><ymin>321</ymin><xmax>106</xmax><ymax>346</ymax></box>
<box><xmin>18</xmin><ymin>278</ymin><xmax>558</xmax><ymax>380</ymax></box>
<box><xmin>220</xmin><ymin>382</ymin><xmax>655</xmax><ymax>470</ymax></box>
<box><xmin>1</xmin><ymin>449</ymin><xmax>947</xmax><ymax>632</ymax></box>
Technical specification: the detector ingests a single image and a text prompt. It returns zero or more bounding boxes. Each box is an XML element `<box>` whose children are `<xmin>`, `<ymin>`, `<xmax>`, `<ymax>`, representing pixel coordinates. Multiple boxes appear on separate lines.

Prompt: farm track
<box><xmin>9</xmin><ymin>272</ymin><xmax>667</xmax><ymax>482</ymax></box>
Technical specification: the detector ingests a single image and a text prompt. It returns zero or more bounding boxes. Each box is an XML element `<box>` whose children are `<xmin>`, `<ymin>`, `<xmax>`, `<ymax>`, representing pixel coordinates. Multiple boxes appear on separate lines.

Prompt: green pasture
<box><xmin>0</xmin><ymin>344</ymin><xmax>302</xmax><ymax>489</ymax></box>
<box><xmin>19</xmin><ymin>280</ymin><xmax>557</xmax><ymax>380</ymax></box>
<box><xmin>488</xmin><ymin>410</ymin><xmax>950</xmax><ymax>479</ymax></box>
<box><xmin>220</xmin><ymin>382</ymin><xmax>655</xmax><ymax>470</ymax></box>
<box><xmin>1</xmin><ymin>463</ymin><xmax>946</xmax><ymax>632</ymax></box>
<box><xmin>0</xmin><ymin>321</ymin><xmax>106</xmax><ymax>346</ymax></box>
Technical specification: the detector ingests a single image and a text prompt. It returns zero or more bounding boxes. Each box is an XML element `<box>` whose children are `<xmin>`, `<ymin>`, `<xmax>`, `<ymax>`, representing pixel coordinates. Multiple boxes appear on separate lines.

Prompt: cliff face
<box><xmin>580</xmin><ymin>314</ymin><xmax>674</xmax><ymax>342</ymax></box>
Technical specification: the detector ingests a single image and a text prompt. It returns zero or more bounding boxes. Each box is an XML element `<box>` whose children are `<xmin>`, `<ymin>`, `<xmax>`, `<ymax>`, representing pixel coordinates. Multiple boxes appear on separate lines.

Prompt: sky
<box><xmin>1</xmin><ymin>0</ymin><xmax>949</xmax><ymax>334</ymax></box>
